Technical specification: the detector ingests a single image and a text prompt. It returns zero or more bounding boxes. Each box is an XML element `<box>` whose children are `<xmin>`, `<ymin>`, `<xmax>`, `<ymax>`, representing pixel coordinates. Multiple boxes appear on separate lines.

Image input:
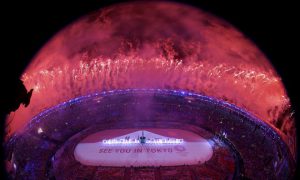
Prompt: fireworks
<box><xmin>5</xmin><ymin>0</ymin><xmax>295</xmax><ymax>163</ymax></box>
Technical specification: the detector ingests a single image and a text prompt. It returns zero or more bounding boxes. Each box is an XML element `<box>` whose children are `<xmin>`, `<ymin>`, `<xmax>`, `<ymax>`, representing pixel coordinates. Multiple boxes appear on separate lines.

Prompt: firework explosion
<box><xmin>6</xmin><ymin>1</ymin><xmax>295</xmax><ymax>156</ymax></box>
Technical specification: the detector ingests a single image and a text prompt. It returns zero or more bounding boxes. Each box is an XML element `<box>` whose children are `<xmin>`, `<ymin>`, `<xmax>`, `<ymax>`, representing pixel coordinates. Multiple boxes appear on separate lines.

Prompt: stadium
<box><xmin>4</xmin><ymin>1</ymin><xmax>297</xmax><ymax>179</ymax></box>
<box><xmin>5</xmin><ymin>89</ymin><xmax>295</xmax><ymax>179</ymax></box>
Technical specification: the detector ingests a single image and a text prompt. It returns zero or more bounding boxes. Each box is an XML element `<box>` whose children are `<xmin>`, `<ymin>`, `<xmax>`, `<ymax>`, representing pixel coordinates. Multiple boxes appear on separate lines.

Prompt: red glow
<box><xmin>6</xmin><ymin>2</ymin><xmax>294</xmax><ymax>151</ymax></box>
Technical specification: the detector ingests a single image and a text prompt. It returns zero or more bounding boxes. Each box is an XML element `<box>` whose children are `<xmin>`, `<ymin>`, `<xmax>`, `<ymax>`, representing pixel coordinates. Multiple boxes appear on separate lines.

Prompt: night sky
<box><xmin>1</xmin><ymin>0</ymin><xmax>299</xmax><ymax>178</ymax></box>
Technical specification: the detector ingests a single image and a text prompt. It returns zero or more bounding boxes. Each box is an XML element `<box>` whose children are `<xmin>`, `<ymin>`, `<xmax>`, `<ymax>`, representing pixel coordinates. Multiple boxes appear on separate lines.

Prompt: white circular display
<box><xmin>74</xmin><ymin>129</ymin><xmax>213</xmax><ymax>167</ymax></box>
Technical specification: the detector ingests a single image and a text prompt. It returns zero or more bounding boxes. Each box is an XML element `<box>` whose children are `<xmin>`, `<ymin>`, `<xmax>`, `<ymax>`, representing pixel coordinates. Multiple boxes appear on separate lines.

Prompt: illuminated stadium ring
<box><xmin>5</xmin><ymin>89</ymin><xmax>295</xmax><ymax>179</ymax></box>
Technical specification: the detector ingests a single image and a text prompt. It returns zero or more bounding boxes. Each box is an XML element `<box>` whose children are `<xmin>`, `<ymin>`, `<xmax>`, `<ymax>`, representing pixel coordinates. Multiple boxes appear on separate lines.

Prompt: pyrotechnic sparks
<box><xmin>6</xmin><ymin>1</ymin><xmax>295</xmax><ymax>158</ymax></box>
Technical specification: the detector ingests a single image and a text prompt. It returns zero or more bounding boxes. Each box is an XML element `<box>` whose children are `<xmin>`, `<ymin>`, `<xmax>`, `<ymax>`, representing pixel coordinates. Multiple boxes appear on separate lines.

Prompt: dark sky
<box><xmin>1</xmin><ymin>0</ymin><xmax>298</xmax><ymax>102</ymax></box>
<box><xmin>1</xmin><ymin>0</ymin><xmax>299</xmax><ymax>177</ymax></box>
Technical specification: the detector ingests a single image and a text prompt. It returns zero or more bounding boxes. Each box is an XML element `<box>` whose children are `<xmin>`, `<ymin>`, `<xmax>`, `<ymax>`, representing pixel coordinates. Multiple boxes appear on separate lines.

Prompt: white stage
<box><xmin>74</xmin><ymin>129</ymin><xmax>213</xmax><ymax>167</ymax></box>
